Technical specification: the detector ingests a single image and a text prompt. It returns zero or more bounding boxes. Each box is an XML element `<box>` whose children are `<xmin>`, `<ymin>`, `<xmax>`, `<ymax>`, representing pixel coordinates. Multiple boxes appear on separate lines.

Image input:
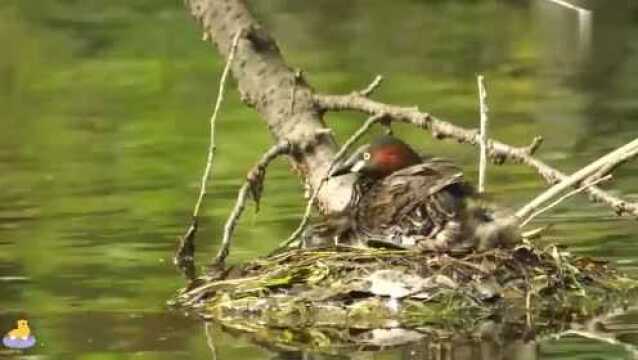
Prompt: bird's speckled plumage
<box><xmin>353</xmin><ymin>159</ymin><xmax>472</xmax><ymax>250</ymax></box>
<box><xmin>305</xmin><ymin>136</ymin><xmax>520</xmax><ymax>251</ymax></box>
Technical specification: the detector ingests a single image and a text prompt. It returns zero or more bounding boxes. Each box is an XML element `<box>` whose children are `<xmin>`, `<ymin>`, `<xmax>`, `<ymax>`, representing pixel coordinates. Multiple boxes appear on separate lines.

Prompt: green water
<box><xmin>1</xmin><ymin>0</ymin><xmax>638</xmax><ymax>358</ymax></box>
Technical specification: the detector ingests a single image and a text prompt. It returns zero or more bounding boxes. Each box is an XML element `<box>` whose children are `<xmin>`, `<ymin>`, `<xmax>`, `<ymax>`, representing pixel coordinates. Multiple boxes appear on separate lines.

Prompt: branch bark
<box><xmin>186</xmin><ymin>0</ymin><xmax>353</xmax><ymax>214</ymax></box>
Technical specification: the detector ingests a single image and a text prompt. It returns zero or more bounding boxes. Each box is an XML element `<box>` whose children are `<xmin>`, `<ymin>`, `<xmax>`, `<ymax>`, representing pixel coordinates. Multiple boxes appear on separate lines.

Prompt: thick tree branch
<box><xmin>314</xmin><ymin>90</ymin><xmax>638</xmax><ymax>217</ymax></box>
<box><xmin>186</xmin><ymin>0</ymin><xmax>353</xmax><ymax>214</ymax></box>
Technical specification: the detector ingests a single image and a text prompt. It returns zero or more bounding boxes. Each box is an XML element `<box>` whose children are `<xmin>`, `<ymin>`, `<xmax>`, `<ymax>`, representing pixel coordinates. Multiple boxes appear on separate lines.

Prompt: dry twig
<box><xmin>519</xmin><ymin>175</ymin><xmax>613</xmax><ymax>228</ymax></box>
<box><xmin>359</xmin><ymin>75</ymin><xmax>384</xmax><ymax>97</ymax></box>
<box><xmin>175</xmin><ymin>30</ymin><xmax>243</xmax><ymax>267</ymax></box>
<box><xmin>213</xmin><ymin>142</ymin><xmax>292</xmax><ymax>265</ymax></box>
<box><xmin>515</xmin><ymin>139</ymin><xmax>638</xmax><ymax>220</ymax></box>
<box><xmin>477</xmin><ymin>75</ymin><xmax>489</xmax><ymax>193</ymax></box>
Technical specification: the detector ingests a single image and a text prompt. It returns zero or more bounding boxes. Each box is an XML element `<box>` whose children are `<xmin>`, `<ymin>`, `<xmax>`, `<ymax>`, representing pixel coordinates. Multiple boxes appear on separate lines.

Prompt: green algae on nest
<box><xmin>172</xmin><ymin>245</ymin><xmax>638</xmax><ymax>350</ymax></box>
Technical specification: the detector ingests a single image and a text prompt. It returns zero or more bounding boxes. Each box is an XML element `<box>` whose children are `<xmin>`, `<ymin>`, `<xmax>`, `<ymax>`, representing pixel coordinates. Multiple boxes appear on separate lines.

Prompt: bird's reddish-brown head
<box><xmin>331</xmin><ymin>136</ymin><xmax>422</xmax><ymax>179</ymax></box>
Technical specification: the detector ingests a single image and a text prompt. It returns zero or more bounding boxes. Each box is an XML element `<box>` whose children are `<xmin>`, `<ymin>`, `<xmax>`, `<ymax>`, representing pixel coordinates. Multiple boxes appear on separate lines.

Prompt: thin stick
<box><xmin>212</xmin><ymin>142</ymin><xmax>291</xmax><ymax>265</ymax></box>
<box><xmin>477</xmin><ymin>75</ymin><xmax>489</xmax><ymax>193</ymax></box>
<box><xmin>196</xmin><ymin>30</ymin><xmax>242</xmax><ymax>218</ymax></box>
<box><xmin>175</xmin><ymin>30</ymin><xmax>243</xmax><ymax>266</ymax></box>
<box><xmin>519</xmin><ymin>175</ymin><xmax>612</xmax><ymax>228</ymax></box>
<box><xmin>359</xmin><ymin>75</ymin><xmax>384</xmax><ymax>97</ymax></box>
<box><xmin>516</xmin><ymin>138</ymin><xmax>638</xmax><ymax>220</ymax></box>
<box><xmin>276</xmin><ymin>113</ymin><xmax>387</xmax><ymax>250</ymax></box>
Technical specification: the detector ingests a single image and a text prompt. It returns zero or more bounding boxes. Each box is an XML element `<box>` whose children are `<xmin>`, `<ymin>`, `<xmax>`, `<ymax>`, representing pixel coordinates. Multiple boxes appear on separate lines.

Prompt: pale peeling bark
<box><xmin>185</xmin><ymin>0</ymin><xmax>354</xmax><ymax>213</ymax></box>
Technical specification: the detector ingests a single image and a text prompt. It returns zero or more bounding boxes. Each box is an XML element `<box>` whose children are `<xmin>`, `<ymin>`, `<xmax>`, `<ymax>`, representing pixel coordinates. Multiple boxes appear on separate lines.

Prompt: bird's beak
<box><xmin>330</xmin><ymin>159</ymin><xmax>366</xmax><ymax>177</ymax></box>
<box><xmin>330</xmin><ymin>162</ymin><xmax>352</xmax><ymax>177</ymax></box>
<box><xmin>330</xmin><ymin>145</ymin><xmax>370</xmax><ymax>177</ymax></box>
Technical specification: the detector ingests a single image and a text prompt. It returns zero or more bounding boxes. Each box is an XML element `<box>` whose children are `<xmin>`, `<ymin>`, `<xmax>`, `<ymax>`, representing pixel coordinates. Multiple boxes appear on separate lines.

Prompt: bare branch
<box><xmin>526</xmin><ymin>136</ymin><xmax>544</xmax><ymax>155</ymax></box>
<box><xmin>213</xmin><ymin>142</ymin><xmax>292</xmax><ymax>265</ymax></box>
<box><xmin>589</xmin><ymin>149</ymin><xmax>638</xmax><ymax>183</ymax></box>
<box><xmin>313</xmin><ymin>90</ymin><xmax>638</xmax><ymax>217</ymax></box>
<box><xmin>477</xmin><ymin>75</ymin><xmax>489</xmax><ymax>193</ymax></box>
<box><xmin>515</xmin><ymin>139</ymin><xmax>638</xmax><ymax>220</ymax></box>
<box><xmin>519</xmin><ymin>175</ymin><xmax>613</xmax><ymax>228</ymax></box>
<box><xmin>359</xmin><ymin>75</ymin><xmax>384</xmax><ymax>97</ymax></box>
<box><xmin>175</xmin><ymin>30</ymin><xmax>242</xmax><ymax>268</ymax></box>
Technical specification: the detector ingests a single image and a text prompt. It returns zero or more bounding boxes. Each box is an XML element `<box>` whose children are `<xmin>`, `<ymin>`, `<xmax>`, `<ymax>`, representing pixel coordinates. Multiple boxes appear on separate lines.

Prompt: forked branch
<box><xmin>213</xmin><ymin>141</ymin><xmax>292</xmax><ymax>265</ymax></box>
<box><xmin>174</xmin><ymin>30</ymin><xmax>242</xmax><ymax>269</ymax></box>
<box><xmin>515</xmin><ymin>138</ymin><xmax>638</xmax><ymax>220</ymax></box>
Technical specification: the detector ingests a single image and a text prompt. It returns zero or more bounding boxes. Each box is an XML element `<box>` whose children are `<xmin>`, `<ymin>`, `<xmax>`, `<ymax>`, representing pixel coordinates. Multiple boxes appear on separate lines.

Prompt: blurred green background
<box><xmin>1</xmin><ymin>0</ymin><xmax>638</xmax><ymax>358</ymax></box>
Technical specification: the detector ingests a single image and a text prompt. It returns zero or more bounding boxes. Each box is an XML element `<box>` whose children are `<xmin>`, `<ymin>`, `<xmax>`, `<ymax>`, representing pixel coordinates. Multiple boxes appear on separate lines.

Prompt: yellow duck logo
<box><xmin>2</xmin><ymin>319</ymin><xmax>36</xmax><ymax>349</ymax></box>
<box><xmin>7</xmin><ymin>320</ymin><xmax>30</xmax><ymax>340</ymax></box>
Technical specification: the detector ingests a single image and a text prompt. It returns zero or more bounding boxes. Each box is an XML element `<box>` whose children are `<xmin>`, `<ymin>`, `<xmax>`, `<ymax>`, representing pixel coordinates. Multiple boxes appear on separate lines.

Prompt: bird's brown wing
<box><xmin>355</xmin><ymin>159</ymin><xmax>468</xmax><ymax>235</ymax></box>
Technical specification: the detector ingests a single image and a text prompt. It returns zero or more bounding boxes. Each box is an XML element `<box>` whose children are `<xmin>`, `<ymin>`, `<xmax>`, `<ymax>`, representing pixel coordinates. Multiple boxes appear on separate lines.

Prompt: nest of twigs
<box><xmin>171</xmin><ymin>243</ymin><xmax>638</xmax><ymax>350</ymax></box>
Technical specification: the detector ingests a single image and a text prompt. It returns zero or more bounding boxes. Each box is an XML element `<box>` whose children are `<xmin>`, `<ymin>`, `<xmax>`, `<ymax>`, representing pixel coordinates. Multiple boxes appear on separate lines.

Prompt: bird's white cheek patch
<box><xmin>351</xmin><ymin>160</ymin><xmax>366</xmax><ymax>173</ymax></box>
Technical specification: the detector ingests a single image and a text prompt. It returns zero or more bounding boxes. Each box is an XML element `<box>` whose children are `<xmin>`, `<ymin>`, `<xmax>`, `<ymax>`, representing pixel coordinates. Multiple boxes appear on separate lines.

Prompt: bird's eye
<box><xmin>363</xmin><ymin>152</ymin><xmax>371</xmax><ymax>160</ymax></box>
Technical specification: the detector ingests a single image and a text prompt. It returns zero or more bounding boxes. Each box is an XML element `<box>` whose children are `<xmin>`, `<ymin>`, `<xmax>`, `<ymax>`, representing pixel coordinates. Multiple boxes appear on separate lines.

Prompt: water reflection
<box><xmin>202</xmin><ymin>306</ymin><xmax>638</xmax><ymax>359</ymax></box>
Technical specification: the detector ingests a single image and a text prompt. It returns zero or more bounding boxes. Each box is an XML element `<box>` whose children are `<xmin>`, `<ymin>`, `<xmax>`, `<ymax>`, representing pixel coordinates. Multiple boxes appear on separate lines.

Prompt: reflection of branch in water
<box><xmin>204</xmin><ymin>322</ymin><xmax>218</xmax><ymax>360</ymax></box>
<box><xmin>560</xmin><ymin>330</ymin><xmax>638</xmax><ymax>356</ymax></box>
<box><xmin>541</xmin><ymin>0</ymin><xmax>592</xmax><ymax>56</ymax></box>
<box><xmin>543</xmin><ymin>305</ymin><xmax>638</xmax><ymax>358</ymax></box>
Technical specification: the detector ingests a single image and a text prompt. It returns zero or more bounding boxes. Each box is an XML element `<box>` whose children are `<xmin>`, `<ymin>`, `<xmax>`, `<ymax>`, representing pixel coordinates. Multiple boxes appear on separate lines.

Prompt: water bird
<box><xmin>307</xmin><ymin>136</ymin><xmax>519</xmax><ymax>251</ymax></box>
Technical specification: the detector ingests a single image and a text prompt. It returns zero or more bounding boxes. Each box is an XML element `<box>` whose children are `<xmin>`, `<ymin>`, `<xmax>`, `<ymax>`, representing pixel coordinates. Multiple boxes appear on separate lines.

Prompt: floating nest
<box><xmin>171</xmin><ymin>244</ymin><xmax>638</xmax><ymax>352</ymax></box>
